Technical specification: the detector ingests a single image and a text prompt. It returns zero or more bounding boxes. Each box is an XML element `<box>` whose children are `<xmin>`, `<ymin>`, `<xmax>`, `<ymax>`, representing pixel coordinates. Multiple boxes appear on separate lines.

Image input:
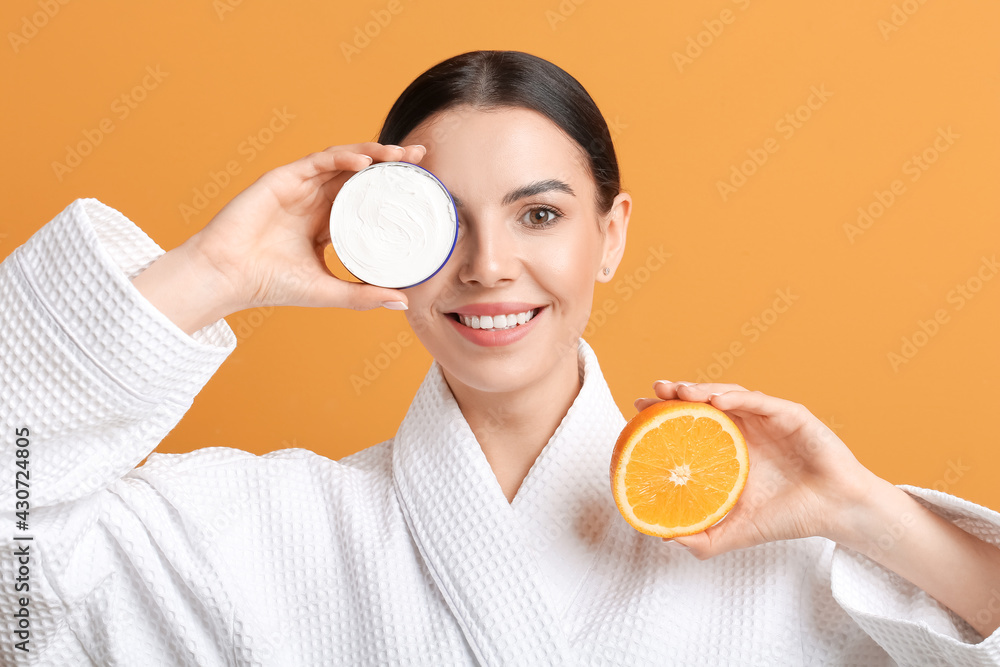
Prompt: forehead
<box><xmin>401</xmin><ymin>106</ymin><xmax>592</xmax><ymax>206</ymax></box>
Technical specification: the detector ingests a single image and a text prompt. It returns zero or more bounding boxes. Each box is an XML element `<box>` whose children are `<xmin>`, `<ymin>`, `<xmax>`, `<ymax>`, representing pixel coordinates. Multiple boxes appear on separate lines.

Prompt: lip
<box><xmin>446</xmin><ymin>305</ymin><xmax>546</xmax><ymax>347</ymax></box>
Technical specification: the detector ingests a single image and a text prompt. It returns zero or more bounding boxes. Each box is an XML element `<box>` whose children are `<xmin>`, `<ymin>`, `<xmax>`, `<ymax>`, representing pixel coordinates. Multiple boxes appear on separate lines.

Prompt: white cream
<box><xmin>330</xmin><ymin>161</ymin><xmax>458</xmax><ymax>288</ymax></box>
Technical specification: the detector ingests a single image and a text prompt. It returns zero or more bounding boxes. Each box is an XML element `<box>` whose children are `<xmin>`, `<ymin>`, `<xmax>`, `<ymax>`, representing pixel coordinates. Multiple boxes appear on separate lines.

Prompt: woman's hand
<box><xmin>637</xmin><ymin>382</ymin><xmax>1000</xmax><ymax>640</ymax></box>
<box><xmin>186</xmin><ymin>142</ymin><xmax>426</xmax><ymax>312</ymax></box>
<box><xmin>633</xmin><ymin>381</ymin><xmax>892</xmax><ymax>559</ymax></box>
<box><xmin>133</xmin><ymin>143</ymin><xmax>425</xmax><ymax>335</ymax></box>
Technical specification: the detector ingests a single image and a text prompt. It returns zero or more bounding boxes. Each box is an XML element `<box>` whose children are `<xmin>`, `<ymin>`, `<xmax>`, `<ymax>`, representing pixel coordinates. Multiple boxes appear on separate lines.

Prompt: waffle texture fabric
<box><xmin>2</xmin><ymin>198</ymin><xmax>1000</xmax><ymax>666</ymax></box>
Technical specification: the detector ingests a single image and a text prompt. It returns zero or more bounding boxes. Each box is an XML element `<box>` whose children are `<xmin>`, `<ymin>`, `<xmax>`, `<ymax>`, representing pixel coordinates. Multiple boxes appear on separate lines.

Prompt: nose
<box><xmin>455</xmin><ymin>215</ymin><xmax>521</xmax><ymax>287</ymax></box>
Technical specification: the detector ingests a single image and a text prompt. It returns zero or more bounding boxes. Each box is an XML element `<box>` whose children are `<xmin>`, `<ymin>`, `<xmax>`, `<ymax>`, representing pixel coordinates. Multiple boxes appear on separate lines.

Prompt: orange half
<box><xmin>610</xmin><ymin>400</ymin><xmax>749</xmax><ymax>538</ymax></box>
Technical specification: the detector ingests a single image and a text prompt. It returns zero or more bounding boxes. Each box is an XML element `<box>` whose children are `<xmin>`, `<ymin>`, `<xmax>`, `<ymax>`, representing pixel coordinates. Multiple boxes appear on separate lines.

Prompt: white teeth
<box><xmin>458</xmin><ymin>309</ymin><xmax>537</xmax><ymax>330</ymax></box>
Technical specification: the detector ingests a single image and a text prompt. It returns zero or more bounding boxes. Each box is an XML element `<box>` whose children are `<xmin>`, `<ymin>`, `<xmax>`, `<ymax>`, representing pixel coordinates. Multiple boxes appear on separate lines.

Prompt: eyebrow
<box><xmin>449</xmin><ymin>179</ymin><xmax>575</xmax><ymax>209</ymax></box>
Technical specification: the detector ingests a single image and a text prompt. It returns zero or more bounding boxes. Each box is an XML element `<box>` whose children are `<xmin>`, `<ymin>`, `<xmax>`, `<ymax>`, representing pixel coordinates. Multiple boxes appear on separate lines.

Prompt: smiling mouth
<box><xmin>447</xmin><ymin>308</ymin><xmax>541</xmax><ymax>331</ymax></box>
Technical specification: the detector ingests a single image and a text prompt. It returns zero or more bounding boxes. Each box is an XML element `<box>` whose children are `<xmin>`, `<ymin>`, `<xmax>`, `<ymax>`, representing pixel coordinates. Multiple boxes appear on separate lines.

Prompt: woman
<box><xmin>3</xmin><ymin>50</ymin><xmax>1000</xmax><ymax>665</ymax></box>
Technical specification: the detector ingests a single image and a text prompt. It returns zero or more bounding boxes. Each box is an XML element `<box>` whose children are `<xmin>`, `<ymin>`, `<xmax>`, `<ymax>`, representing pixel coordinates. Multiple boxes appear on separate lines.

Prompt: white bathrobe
<box><xmin>2</xmin><ymin>198</ymin><xmax>1000</xmax><ymax>666</ymax></box>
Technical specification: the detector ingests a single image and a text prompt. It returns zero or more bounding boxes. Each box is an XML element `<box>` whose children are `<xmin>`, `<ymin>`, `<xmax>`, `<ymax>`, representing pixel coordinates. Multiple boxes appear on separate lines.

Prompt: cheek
<box><xmin>400</xmin><ymin>268</ymin><xmax>459</xmax><ymax>333</ymax></box>
<box><xmin>530</xmin><ymin>233</ymin><xmax>599</xmax><ymax>303</ymax></box>
<box><xmin>400</xmin><ymin>283</ymin><xmax>436</xmax><ymax>334</ymax></box>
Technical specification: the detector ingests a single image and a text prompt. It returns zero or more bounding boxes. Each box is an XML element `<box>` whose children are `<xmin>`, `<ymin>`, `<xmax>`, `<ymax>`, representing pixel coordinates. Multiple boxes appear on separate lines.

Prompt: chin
<box><xmin>437</xmin><ymin>346</ymin><xmax>546</xmax><ymax>394</ymax></box>
<box><xmin>408</xmin><ymin>306</ymin><xmax>582</xmax><ymax>393</ymax></box>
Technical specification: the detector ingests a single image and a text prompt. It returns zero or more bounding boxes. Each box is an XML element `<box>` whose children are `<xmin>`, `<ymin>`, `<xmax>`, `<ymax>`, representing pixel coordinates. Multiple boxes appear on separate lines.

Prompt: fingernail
<box><xmin>654</xmin><ymin>380</ymin><xmax>672</xmax><ymax>387</ymax></box>
<box><xmin>414</xmin><ymin>144</ymin><xmax>426</xmax><ymax>151</ymax></box>
<box><xmin>360</xmin><ymin>154</ymin><xmax>373</xmax><ymax>164</ymax></box>
<box><xmin>710</xmin><ymin>392</ymin><xmax>723</xmax><ymax>398</ymax></box>
<box><xmin>381</xmin><ymin>301</ymin><xmax>407</xmax><ymax>310</ymax></box>
<box><xmin>678</xmin><ymin>381</ymin><xmax>695</xmax><ymax>387</ymax></box>
<box><xmin>387</xmin><ymin>145</ymin><xmax>404</xmax><ymax>151</ymax></box>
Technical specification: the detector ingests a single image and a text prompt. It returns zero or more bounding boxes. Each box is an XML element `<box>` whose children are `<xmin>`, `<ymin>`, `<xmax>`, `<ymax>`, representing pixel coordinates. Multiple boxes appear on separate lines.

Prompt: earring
<box><xmin>603</xmin><ymin>267</ymin><xmax>610</xmax><ymax>276</ymax></box>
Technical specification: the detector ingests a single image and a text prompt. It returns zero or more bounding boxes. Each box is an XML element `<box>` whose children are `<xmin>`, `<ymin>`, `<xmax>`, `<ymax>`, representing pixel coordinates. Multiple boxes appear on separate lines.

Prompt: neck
<box><xmin>442</xmin><ymin>345</ymin><xmax>583</xmax><ymax>504</ymax></box>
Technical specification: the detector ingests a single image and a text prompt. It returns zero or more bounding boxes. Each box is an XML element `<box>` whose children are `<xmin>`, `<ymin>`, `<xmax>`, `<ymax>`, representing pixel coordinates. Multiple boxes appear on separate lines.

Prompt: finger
<box><xmin>305</xmin><ymin>143</ymin><xmax>413</xmax><ymax>182</ymax></box>
<box><xmin>327</xmin><ymin>142</ymin><xmax>424</xmax><ymax>166</ymax></box>
<box><xmin>323</xmin><ymin>142</ymin><xmax>407</xmax><ymax>164</ymax></box>
<box><xmin>313</xmin><ymin>236</ymin><xmax>334</xmax><ymax>270</ymax></box>
<box><xmin>660</xmin><ymin>538</ymin><xmax>690</xmax><ymax>553</ymax></box>
<box><xmin>706</xmin><ymin>388</ymin><xmax>802</xmax><ymax>420</ymax></box>
<box><xmin>306</xmin><ymin>275</ymin><xmax>409</xmax><ymax>311</ymax></box>
<box><xmin>370</xmin><ymin>143</ymin><xmax>408</xmax><ymax>164</ymax></box>
<box><xmin>315</xmin><ymin>225</ymin><xmax>332</xmax><ymax>248</ymax></box>
<box><xmin>633</xmin><ymin>397</ymin><xmax>662</xmax><ymax>412</ymax></box>
<box><xmin>653</xmin><ymin>381</ymin><xmax>748</xmax><ymax>402</ymax></box>
<box><xmin>314</xmin><ymin>144</ymin><xmax>427</xmax><ymax>203</ymax></box>
<box><xmin>320</xmin><ymin>141</ymin><xmax>405</xmax><ymax>160</ymax></box>
<box><xmin>669</xmin><ymin>533</ymin><xmax>713</xmax><ymax>559</ymax></box>
<box><xmin>671</xmin><ymin>516</ymin><xmax>747</xmax><ymax>560</ymax></box>
<box><xmin>398</xmin><ymin>143</ymin><xmax>427</xmax><ymax>164</ymax></box>
<box><xmin>297</xmin><ymin>150</ymin><xmax>375</xmax><ymax>180</ymax></box>
<box><xmin>314</xmin><ymin>151</ymin><xmax>377</xmax><ymax>203</ymax></box>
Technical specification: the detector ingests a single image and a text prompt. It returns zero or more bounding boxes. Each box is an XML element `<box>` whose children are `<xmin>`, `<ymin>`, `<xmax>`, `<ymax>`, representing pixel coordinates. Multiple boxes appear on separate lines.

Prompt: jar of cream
<box><xmin>329</xmin><ymin>161</ymin><xmax>459</xmax><ymax>289</ymax></box>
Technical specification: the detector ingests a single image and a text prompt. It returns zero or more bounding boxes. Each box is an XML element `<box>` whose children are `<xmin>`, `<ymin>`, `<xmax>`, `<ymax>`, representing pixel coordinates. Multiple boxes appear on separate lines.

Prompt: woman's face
<box><xmin>400</xmin><ymin>105</ymin><xmax>629</xmax><ymax>395</ymax></box>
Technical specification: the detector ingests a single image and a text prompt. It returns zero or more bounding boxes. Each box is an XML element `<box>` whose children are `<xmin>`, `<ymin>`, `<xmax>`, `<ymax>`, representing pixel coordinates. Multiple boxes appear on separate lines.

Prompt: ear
<box><xmin>596</xmin><ymin>192</ymin><xmax>632</xmax><ymax>282</ymax></box>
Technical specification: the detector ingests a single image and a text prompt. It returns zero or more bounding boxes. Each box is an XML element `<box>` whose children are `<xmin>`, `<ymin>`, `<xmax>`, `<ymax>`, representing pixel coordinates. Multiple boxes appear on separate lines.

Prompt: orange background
<box><xmin>2</xmin><ymin>1</ymin><xmax>998</xmax><ymax>508</ymax></box>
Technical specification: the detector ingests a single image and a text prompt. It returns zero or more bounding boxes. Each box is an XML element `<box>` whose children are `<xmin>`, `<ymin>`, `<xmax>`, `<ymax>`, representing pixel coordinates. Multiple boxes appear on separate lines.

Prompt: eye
<box><xmin>521</xmin><ymin>205</ymin><xmax>562</xmax><ymax>229</ymax></box>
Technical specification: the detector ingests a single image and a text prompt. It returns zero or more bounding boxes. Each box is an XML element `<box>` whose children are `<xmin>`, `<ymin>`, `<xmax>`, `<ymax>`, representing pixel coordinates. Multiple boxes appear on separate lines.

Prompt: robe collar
<box><xmin>392</xmin><ymin>338</ymin><xmax>626</xmax><ymax>666</ymax></box>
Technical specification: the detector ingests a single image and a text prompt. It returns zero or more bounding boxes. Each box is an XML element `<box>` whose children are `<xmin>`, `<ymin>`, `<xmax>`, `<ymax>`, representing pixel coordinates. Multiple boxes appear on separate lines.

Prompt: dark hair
<box><xmin>377</xmin><ymin>50</ymin><xmax>621</xmax><ymax>217</ymax></box>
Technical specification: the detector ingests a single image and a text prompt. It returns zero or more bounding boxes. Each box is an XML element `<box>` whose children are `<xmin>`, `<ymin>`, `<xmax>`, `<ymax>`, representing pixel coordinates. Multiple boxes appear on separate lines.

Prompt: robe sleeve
<box><xmin>830</xmin><ymin>484</ymin><xmax>1000</xmax><ymax>665</ymax></box>
<box><xmin>0</xmin><ymin>198</ymin><xmax>236</xmax><ymax>661</ymax></box>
